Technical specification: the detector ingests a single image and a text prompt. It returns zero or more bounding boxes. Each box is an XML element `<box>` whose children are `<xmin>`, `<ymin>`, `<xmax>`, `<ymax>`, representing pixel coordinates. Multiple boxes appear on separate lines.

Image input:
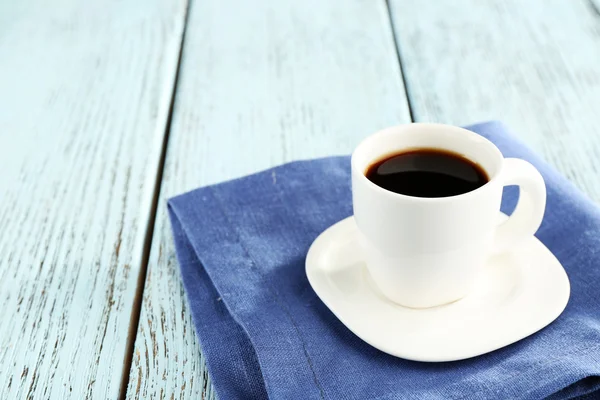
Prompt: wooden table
<box><xmin>2</xmin><ymin>0</ymin><xmax>600</xmax><ymax>398</ymax></box>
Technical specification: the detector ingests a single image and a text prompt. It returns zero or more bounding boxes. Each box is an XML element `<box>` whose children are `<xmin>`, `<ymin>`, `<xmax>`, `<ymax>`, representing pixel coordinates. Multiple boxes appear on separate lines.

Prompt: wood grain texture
<box><xmin>126</xmin><ymin>0</ymin><xmax>410</xmax><ymax>398</ymax></box>
<box><xmin>0</xmin><ymin>1</ymin><xmax>187</xmax><ymax>398</ymax></box>
<box><xmin>389</xmin><ymin>0</ymin><xmax>600</xmax><ymax>200</ymax></box>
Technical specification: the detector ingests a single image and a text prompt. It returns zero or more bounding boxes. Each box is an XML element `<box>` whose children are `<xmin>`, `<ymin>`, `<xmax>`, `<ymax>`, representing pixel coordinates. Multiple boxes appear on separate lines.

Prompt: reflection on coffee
<box><xmin>365</xmin><ymin>149</ymin><xmax>489</xmax><ymax>198</ymax></box>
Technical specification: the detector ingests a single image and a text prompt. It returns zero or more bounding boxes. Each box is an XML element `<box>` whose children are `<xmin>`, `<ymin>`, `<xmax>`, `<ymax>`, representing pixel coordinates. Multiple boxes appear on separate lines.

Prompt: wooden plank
<box><xmin>125</xmin><ymin>0</ymin><xmax>410</xmax><ymax>398</ymax></box>
<box><xmin>0</xmin><ymin>1</ymin><xmax>187</xmax><ymax>399</ymax></box>
<box><xmin>389</xmin><ymin>0</ymin><xmax>600</xmax><ymax>200</ymax></box>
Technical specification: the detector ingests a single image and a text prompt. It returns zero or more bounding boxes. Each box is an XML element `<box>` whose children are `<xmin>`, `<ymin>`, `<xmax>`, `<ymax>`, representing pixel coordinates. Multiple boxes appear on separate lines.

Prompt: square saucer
<box><xmin>305</xmin><ymin>215</ymin><xmax>570</xmax><ymax>362</ymax></box>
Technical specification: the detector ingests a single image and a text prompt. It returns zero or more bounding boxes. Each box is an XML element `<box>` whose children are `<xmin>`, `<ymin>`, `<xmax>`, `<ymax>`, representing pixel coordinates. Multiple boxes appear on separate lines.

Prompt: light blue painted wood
<box><xmin>126</xmin><ymin>0</ymin><xmax>410</xmax><ymax>398</ymax></box>
<box><xmin>0</xmin><ymin>0</ymin><xmax>187</xmax><ymax>398</ymax></box>
<box><xmin>389</xmin><ymin>0</ymin><xmax>600</xmax><ymax>200</ymax></box>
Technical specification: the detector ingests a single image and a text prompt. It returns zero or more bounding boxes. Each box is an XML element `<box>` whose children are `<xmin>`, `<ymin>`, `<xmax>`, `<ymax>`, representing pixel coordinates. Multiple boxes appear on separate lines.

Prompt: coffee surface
<box><xmin>365</xmin><ymin>149</ymin><xmax>489</xmax><ymax>198</ymax></box>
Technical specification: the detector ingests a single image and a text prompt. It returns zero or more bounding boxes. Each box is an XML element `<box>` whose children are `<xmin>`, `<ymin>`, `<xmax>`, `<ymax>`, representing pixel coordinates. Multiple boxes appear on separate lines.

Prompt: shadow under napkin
<box><xmin>168</xmin><ymin>121</ymin><xmax>600</xmax><ymax>400</ymax></box>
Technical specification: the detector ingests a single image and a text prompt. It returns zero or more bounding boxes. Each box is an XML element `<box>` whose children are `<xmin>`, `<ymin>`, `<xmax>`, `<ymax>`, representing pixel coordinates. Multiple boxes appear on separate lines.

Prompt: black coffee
<box><xmin>365</xmin><ymin>149</ymin><xmax>488</xmax><ymax>198</ymax></box>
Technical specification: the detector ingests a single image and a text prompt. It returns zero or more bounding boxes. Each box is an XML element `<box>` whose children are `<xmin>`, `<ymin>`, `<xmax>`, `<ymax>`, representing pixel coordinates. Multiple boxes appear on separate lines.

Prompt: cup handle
<box><xmin>493</xmin><ymin>158</ymin><xmax>546</xmax><ymax>254</ymax></box>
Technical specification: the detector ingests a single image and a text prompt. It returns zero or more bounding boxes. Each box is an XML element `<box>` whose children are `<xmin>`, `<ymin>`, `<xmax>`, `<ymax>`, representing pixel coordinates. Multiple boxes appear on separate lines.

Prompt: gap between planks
<box><xmin>588</xmin><ymin>0</ymin><xmax>600</xmax><ymax>17</ymax></box>
<box><xmin>117</xmin><ymin>1</ymin><xmax>193</xmax><ymax>399</ymax></box>
<box><xmin>385</xmin><ymin>0</ymin><xmax>415</xmax><ymax>122</ymax></box>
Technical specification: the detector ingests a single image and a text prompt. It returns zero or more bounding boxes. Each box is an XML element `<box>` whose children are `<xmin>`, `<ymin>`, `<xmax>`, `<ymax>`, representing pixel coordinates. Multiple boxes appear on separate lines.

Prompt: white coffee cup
<box><xmin>351</xmin><ymin>123</ymin><xmax>546</xmax><ymax>308</ymax></box>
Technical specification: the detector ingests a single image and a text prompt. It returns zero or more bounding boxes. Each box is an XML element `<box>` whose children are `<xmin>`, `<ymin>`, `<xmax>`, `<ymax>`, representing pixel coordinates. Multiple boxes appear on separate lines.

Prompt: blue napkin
<box><xmin>168</xmin><ymin>121</ymin><xmax>600</xmax><ymax>400</ymax></box>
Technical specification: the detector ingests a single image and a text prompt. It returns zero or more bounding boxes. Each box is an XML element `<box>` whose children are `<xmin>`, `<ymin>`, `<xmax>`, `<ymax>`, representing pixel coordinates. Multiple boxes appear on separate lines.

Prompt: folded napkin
<box><xmin>168</xmin><ymin>121</ymin><xmax>600</xmax><ymax>400</ymax></box>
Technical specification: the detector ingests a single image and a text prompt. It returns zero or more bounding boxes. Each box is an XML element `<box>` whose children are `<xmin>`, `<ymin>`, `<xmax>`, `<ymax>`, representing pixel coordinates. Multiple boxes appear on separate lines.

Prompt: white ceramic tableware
<box><xmin>305</xmin><ymin>216</ymin><xmax>570</xmax><ymax>362</ymax></box>
<box><xmin>351</xmin><ymin>124</ymin><xmax>546</xmax><ymax>308</ymax></box>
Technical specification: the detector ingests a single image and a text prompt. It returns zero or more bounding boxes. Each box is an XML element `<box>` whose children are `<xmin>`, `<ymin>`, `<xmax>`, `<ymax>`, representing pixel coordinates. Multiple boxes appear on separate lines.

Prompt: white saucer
<box><xmin>306</xmin><ymin>215</ymin><xmax>570</xmax><ymax>362</ymax></box>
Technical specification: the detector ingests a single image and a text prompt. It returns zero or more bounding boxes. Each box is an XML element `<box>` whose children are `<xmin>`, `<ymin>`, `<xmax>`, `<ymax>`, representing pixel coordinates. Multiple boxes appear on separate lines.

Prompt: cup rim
<box><xmin>351</xmin><ymin>123</ymin><xmax>504</xmax><ymax>203</ymax></box>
